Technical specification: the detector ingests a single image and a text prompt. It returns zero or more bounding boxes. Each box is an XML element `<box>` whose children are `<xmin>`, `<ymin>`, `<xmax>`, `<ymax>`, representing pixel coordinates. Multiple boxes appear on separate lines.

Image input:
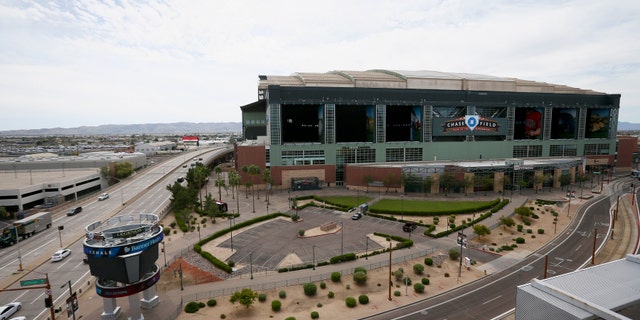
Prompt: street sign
<box><xmin>20</xmin><ymin>278</ymin><xmax>46</xmax><ymax>286</ymax></box>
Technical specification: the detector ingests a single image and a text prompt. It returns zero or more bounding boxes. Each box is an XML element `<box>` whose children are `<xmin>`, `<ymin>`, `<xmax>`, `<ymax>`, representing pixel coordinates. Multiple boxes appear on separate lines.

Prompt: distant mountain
<box><xmin>618</xmin><ymin>122</ymin><xmax>640</xmax><ymax>131</ymax></box>
<box><xmin>0</xmin><ymin>122</ymin><xmax>242</xmax><ymax>136</ymax></box>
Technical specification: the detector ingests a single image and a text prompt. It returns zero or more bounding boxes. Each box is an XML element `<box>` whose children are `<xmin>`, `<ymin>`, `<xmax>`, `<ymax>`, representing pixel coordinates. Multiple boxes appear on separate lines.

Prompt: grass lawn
<box><xmin>372</xmin><ymin>198</ymin><xmax>497</xmax><ymax>214</ymax></box>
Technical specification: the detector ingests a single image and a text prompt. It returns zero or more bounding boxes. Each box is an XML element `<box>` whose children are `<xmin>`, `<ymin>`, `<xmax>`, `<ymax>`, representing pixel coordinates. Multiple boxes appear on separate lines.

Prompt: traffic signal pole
<box><xmin>0</xmin><ymin>273</ymin><xmax>55</xmax><ymax>320</ymax></box>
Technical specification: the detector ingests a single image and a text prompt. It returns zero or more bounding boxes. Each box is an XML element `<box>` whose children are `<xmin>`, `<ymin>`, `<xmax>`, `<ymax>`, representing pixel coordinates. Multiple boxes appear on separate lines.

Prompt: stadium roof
<box><xmin>258</xmin><ymin>69</ymin><xmax>605</xmax><ymax>95</ymax></box>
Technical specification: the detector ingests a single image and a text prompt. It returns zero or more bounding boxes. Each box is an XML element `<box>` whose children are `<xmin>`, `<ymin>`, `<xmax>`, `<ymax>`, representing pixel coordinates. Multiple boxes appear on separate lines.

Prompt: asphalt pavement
<box><xmin>71</xmin><ymin>180</ymin><xmax>636</xmax><ymax>320</ymax></box>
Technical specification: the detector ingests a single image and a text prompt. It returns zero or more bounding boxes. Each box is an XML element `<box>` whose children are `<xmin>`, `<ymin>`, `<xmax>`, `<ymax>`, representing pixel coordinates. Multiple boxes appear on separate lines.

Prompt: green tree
<box><xmin>214</xmin><ymin>166</ymin><xmax>224</xmax><ymax>200</ymax></box>
<box><xmin>499</xmin><ymin>216</ymin><xmax>516</xmax><ymax>230</ymax></box>
<box><xmin>440</xmin><ymin>172</ymin><xmax>456</xmax><ymax>195</ymax></box>
<box><xmin>473</xmin><ymin>224</ymin><xmax>491</xmax><ymax>238</ymax></box>
<box><xmin>363</xmin><ymin>175</ymin><xmax>374</xmax><ymax>193</ymax></box>
<box><xmin>166</xmin><ymin>182</ymin><xmax>197</xmax><ymax>212</ymax></box>
<box><xmin>187</xmin><ymin>163</ymin><xmax>211</xmax><ymax>209</ymax></box>
<box><xmin>228</xmin><ymin>170</ymin><xmax>241</xmax><ymax>214</ymax></box>
<box><xmin>383</xmin><ymin>174</ymin><xmax>398</xmax><ymax>194</ymax></box>
<box><xmin>421</xmin><ymin>176</ymin><xmax>433</xmax><ymax>196</ymax></box>
<box><xmin>0</xmin><ymin>206</ymin><xmax>9</xmax><ymax>219</ymax></box>
<box><xmin>248</xmin><ymin>165</ymin><xmax>261</xmax><ymax>212</ymax></box>
<box><xmin>241</xmin><ymin>165</ymin><xmax>250</xmax><ymax>198</ymax></box>
<box><xmin>261</xmin><ymin>168</ymin><xmax>273</xmax><ymax>205</ymax></box>
<box><xmin>229</xmin><ymin>288</ymin><xmax>258</xmax><ymax>309</ymax></box>
<box><xmin>515</xmin><ymin>206</ymin><xmax>533</xmax><ymax>223</ymax></box>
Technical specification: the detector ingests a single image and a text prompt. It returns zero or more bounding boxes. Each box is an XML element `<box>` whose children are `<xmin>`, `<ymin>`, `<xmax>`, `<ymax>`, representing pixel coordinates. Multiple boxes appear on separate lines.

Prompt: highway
<box><xmin>363</xmin><ymin>178</ymin><xmax>631</xmax><ymax>320</ymax></box>
<box><xmin>0</xmin><ymin>146</ymin><xmax>232</xmax><ymax>320</ymax></box>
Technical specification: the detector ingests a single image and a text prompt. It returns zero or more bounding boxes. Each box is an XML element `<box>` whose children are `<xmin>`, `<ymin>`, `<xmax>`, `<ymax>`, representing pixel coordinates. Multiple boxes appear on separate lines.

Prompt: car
<box><xmin>82</xmin><ymin>255</ymin><xmax>89</xmax><ymax>264</ymax></box>
<box><xmin>177</xmin><ymin>177</ymin><xmax>185</xmax><ymax>183</ymax></box>
<box><xmin>9</xmin><ymin>317</ymin><xmax>26</xmax><ymax>320</ymax></box>
<box><xmin>98</xmin><ymin>193</ymin><xmax>109</xmax><ymax>201</ymax></box>
<box><xmin>51</xmin><ymin>249</ymin><xmax>71</xmax><ymax>262</ymax></box>
<box><xmin>66</xmin><ymin>206</ymin><xmax>82</xmax><ymax>216</ymax></box>
<box><xmin>0</xmin><ymin>302</ymin><xmax>21</xmax><ymax>320</ymax></box>
<box><xmin>402</xmin><ymin>222</ymin><xmax>417</xmax><ymax>232</ymax></box>
<box><xmin>182</xmin><ymin>164</ymin><xmax>187</xmax><ymax>168</ymax></box>
<box><xmin>351</xmin><ymin>213</ymin><xmax>362</xmax><ymax>220</ymax></box>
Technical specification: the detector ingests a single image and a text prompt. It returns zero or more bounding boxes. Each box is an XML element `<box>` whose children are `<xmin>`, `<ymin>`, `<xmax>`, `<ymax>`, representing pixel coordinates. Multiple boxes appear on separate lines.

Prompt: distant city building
<box><xmin>134</xmin><ymin>141</ymin><xmax>176</xmax><ymax>156</ymax></box>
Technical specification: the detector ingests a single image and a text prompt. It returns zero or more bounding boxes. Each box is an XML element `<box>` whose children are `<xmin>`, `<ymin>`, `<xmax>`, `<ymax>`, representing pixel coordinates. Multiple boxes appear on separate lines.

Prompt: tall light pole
<box><xmin>229</xmin><ymin>214</ymin><xmax>234</xmax><ymax>252</ymax></box>
<box><xmin>250</xmin><ymin>252</ymin><xmax>253</xmax><ymax>279</ymax></box>
<box><xmin>14</xmin><ymin>227</ymin><xmax>23</xmax><ymax>271</ymax></box>
<box><xmin>161</xmin><ymin>242</ymin><xmax>167</xmax><ymax>267</ymax></box>
<box><xmin>401</xmin><ymin>194</ymin><xmax>404</xmax><ymax>221</ymax></box>
<box><xmin>61</xmin><ymin>280</ymin><xmax>77</xmax><ymax>320</ymax></box>
<box><xmin>340</xmin><ymin>222</ymin><xmax>344</xmax><ymax>256</ymax></box>
<box><xmin>365</xmin><ymin>236</ymin><xmax>369</xmax><ymax>260</ymax></box>
<box><xmin>312</xmin><ymin>245</ymin><xmax>316</xmax><ymax>270</ymax></box>
<box><xmin>179</xmin><ymin>263</ymin><xmax>184</xmax><ymax>291</ymax></box>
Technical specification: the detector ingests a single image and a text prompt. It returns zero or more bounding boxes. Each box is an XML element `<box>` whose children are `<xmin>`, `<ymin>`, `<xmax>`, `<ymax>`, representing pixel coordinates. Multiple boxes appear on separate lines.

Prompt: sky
<box><xmin>1</xmin><ymin>0</ymin><xmax>639</xmax><ymax>131</ymax></box>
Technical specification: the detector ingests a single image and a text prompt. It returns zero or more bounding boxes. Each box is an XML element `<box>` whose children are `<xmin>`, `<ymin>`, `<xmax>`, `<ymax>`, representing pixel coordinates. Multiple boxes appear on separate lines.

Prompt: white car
<box><xmin>98</xmin><ymin>193</ymin><xmax>110</xmax><ymax>201</ymax></box>
<box><xmin>51</xmin><ymin>249</ymin><xmax>71</xmax><ymax>262</ymax></box>
<box><xmin>0</xmin><ymin>302</ymin><xmax>21</xmax><ymax>320</ymax></box>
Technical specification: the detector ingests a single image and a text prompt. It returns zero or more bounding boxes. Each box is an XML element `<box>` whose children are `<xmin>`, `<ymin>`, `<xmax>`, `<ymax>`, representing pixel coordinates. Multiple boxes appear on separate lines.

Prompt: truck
<box><xmin>0</xmin><ymin>226</ymin><xmax>18</xmax><ymax>247</ymax></box>
<box><xmin>13</xmin><ymin>211</ymin><xmax>52</xmax><ymax>239</ymax></box>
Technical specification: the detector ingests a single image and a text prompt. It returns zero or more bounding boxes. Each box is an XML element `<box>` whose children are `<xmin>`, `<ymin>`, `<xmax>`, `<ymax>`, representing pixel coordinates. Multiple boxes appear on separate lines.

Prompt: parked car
<box><xmin>66</xmin><ymin>206</ymin><xmax>82</xmax><ymax>216</ymax></box>
<box><xmin>177</xmin><ymin>177</ymin><xmax>185</xmax><ymax>183</ymax></box>
<box><xmin>51</xmin><ymin>249</ymin><xmax>71</xmax><ymax>262</ymax></box>
<box><xmin>182</xmin><ymin>164</ymin><xmax>187</xmax><ymax>168</ymax></box>
<box><xmin>402</xmin><ymin>222</ymin><xmax>417</xmax><ymax>232</ymax></box>
<box><xmin>98</xmin><ymin>193</ymin><xmax>109</xmax><ymax>201</ymax></box>
<box><xmin>0</xmin><ymin>302</ymin><xmax>21</xmax><ymax>320</ymax></box>
<box><xmin>351</xmin><ymin>213</ymin><xmax>362</xmax><ymax>220</ymax></box>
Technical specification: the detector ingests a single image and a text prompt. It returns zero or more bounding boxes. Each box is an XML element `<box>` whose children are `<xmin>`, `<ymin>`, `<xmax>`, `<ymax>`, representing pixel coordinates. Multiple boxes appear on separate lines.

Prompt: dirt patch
<box><xmin>157</xmin><ymin>257</ymin><xmax>224</xmax><ymax>292</ymax></box>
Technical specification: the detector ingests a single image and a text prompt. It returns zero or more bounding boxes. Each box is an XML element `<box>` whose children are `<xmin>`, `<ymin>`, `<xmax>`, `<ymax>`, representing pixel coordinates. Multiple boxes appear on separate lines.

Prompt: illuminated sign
<box><xmin>112</xmin><ymin>227</ymin><xmax>146</xmax><ymax>238</ymax></box>
<box><xmin>95</xmin><ymin>267</ymin><xmax>161</xmax><ymax>298</ymax></box>
<box><xmin>84</xmin><ymin>230</ymin><xmax>163</xmax><ymax>258</ymax></box>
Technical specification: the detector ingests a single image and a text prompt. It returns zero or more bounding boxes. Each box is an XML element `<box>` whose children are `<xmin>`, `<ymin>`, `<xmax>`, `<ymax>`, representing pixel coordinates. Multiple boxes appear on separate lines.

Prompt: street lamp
<box><xmin>365</xmin><ymin>236</ymin><xmax>369</xmax><ymax>260</ymax></box>
<box><xmin>179</xmin><ymin>263</ymin><xmax>184</xmax><ymax>291</ymax></box>
<box><xmin>229</xmin><ymin>214</ymin><xmax>235</xmax><ymax>252</ymax></box>
<box><xmin>250</xmin><ymin>252</ymin><xmax>253</xmax><ymax>279</ymax></box>
<box><xmin>161</xmin><ymin>242</ymin><xmax>167</xmax><ymax>267</ymax></box>
<box><xmin>339</xmin><ymin>222</ymin><xmax>344</xmax><ymax>256</ymax></box>
<box><xmin>61</xmin><ymin>280</ymin><xmax>77</xmax><ymax>320</ymax></box>
<box><xmin>401</xmin><ymin>194</ymin><xmax>404</xmax><ymax>221</ymax></box>
<box><xmin>312</xmin><ymin>245</ymin><xmax>316</xmax><ymax>270</ymax></box>
<box><xmin>14</xmin><ymin>227</ymin><xmax>23</xmax><ymax>271</ymax></box>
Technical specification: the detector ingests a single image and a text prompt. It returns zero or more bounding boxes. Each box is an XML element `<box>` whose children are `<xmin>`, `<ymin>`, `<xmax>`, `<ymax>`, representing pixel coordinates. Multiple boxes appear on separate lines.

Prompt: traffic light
<box><xmin>45</xmin><ymin>297</ymin><xmax>52</xmax><ymax>308</ymax></box>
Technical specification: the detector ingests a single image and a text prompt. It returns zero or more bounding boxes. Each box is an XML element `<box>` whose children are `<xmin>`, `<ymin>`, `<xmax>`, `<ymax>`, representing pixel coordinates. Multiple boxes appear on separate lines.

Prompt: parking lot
<box><xmin>216</xmin><ymin>206</ymin><xmax>433</xmax><ymax>271</ymax></box>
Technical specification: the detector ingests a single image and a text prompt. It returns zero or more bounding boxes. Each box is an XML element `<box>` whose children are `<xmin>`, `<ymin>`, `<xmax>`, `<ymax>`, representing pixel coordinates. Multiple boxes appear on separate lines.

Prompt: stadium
<box><xmin>237</xmin><ymin>70</ymin><xmax>621</xmax><ymax>194</ymax></box>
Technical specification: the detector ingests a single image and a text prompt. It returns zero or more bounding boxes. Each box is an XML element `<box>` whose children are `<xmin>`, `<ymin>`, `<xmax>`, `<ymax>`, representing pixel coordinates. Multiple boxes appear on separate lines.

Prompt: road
<box><xmin>362</xmin><ymin>178</ymin><xmax>630</xmax><ymax>320</ymax></box>
<box><xmin>0</xmin><ymin>146</ymin><xmax>231</xmax><ymax>320</ymax></box>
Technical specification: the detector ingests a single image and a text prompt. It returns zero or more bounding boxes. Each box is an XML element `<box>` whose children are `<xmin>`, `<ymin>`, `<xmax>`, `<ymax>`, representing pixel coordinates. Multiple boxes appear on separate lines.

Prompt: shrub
<box><xmin>402</xmin><ymin>276</ymin><xmax>412</xmax><ymax>286</ymax></box>
<box><xmin>394</xmin><ymin>268</ymin><xmax>404</xmax><ymax>281</ymax></box>
<box><xmin>353</xmin><ymin>271</ymin><xmax>367</xmax><ymax>285</ymax></box>
<box><xmin>198</xmin><ymin>302</ymin><xmax>205</xmax><ymax>308</ymax></box>
<box><xmin>227</xmin><ymin>260</ymin><xmax>235</xmax><ymax>268</ymax></box>
<box><xmin>298</xmin><ymin>229</ymin><xmax>305</xmax><ymax>236</ymax></box>
<box><xmin>285</xmin><ymin>317</ymin><xmax>296</xmax><ymax>320</ymax></box>
<box><xmin>394</xmin><ymin>290</ymin><xmax>401</xmax><ymax>297</ymax></box>
<box><xmin>317</xmin><ymin>303</ymin><xmax>322</xmax><ymax>307</ymax></box>
<box><xmin>413</xmin><ymin>264</ymin><xmax>424</xmax><ymax>274</ymax></box>
<box><xmin>517</xmin><ymin>224</ymin><xmax>523</xmax><ymax>232</ymax></box>
<box><xmin>358</xmin><ymin>295</ymin><xmax>369</xmax><ymax>305</ymax></box>
<box><xmin>258</xmin><ymin>293</ymin><xmax>267</xmax><ymax>302</ymax></box>
<box><xmin>448</xmin><ymin>248</ymin><xmax>460</xmax><ymax>260</ymax></box>
<box><xmin>303</xmin><ymin>283</ymin><xmax>318</xmax><ymax>296</ymax></box>
<box><xmin>271</xmin><ymin>300</ymin><xmax>281</xmax><ymax>311</ymax></box>
<box><xmin>291</xmin><ymin>213</ymin><xmax>300</xmax><ymax>221</ymax></box>
<box><xmin>320</xmin><ymin>282</ymin><xmax>326</xmax><ymax>289</ymax></box>
<box><xmin>526</xmin><ymin>228</ymin><xmax>533</xmax><ymax>233</ymax></box>
<box><xmin>424</xmin><ymin>257</ymin><xmax>433</xmax><ymax>266</ymax></box>
<box><xmin>220</xmin><ymin>314</ymin><xmax>226</xmax><ymax>319</ymax></box>
<box><xmin>311</xmin><ymin>311</ymin><xmax>319</xmax><ymax>319</ymax></box>
<box><xmin>414</xmin><ymin>283</ymin><xmax>425</xmax><ymax>293</ymax></box>
<box><xmin>184</xmin><ymin>301</ymin><xmax>200</xmax><ymax>313</ymax></box>
<box><xmin>207</xmin><ymin>299</ymin><xmax>217</xmax><ymax>307</ymax></box>
<box><xmin>328</xmin><ymin>291</ymin><xmax>334</xmax><ymax>298</ymax></box>
<box><xmin>537</xmin><ymin>228</ymin><xmax>545</xmax><ymax>234</ymax></box>
<box><xmin>515</xmin><ymin>237</ymin><xmax>525</xmax><ymax>244</ymax></box>
<box><xmin>345</xmin><ymin>297</ymin><xmax>357</xmax><ymax>308</ymax></box>
<box><xmin>331</xmin><ymin>271</ymin><xmax>341</xmax><ymax>282</ymax></box>
<box><xmin>279</xmin><ymin>290</ymin><xmax>287</xmax><ymax>299</ymax></box>
<box><xmin>444</xmin><ymin>272</ymin><xmax>450</xmax><ymax>277</ymax></box>
<box><xmin>353</xmin><ymin>266</ymin><xmax>367</xmax><ymax>274</ymax></box>
<box><xmin>421</xmin><ymin>278</ymin><xmax>430</xmax><ymax>285</ymax></box>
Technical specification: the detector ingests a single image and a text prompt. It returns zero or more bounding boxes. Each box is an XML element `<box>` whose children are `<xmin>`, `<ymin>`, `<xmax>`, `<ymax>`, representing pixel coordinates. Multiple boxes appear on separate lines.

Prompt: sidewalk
<box><xmin>72</xmin><ymin>185</ymin><xmax>601</xmax><ymax>320</ymax></box>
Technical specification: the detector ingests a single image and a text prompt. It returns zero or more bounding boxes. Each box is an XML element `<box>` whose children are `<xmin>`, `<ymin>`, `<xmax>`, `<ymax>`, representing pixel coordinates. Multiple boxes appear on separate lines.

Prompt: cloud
<box><xmin>0</xmin><ymin>0</ymin><xmax>639</xmax><ymax>130</ymax></box>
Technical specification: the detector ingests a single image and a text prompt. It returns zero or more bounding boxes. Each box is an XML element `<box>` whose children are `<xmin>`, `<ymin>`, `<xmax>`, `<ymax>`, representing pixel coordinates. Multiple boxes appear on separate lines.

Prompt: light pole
<box><xmin>161</xmin><ymin>242</ymin><xmax>167</xmax><ymax>267</ymax></box>
<box><xmin>401</xmin><ymin>194</ymin><xmax>404</xmax><ymax>221</ymax></box>
<box><xmin>458</xmin><ymin>225</ymin><xmax>466</xmax><ymax>278</ymax></box>
<box><xmin>229</xmin><ymin>214</ymin><xmax>235</xmax><ymax>252</ymax></box>
<box><xmin>179</xmin><ymin>263</ymin><xmax>184</xmax><ymax>291</ymax></box>
<box><xmin>250</xmin><ymin>252</ymin><xmax>253</xmax><ymax>279</ymax></box>
<box><xmin>312</xmin><ymin>245</ymin><xmax>316</xmax><ymax>270</ymax></box>
<box><xmin>197</xmin><ymin>224</ymin><xmax>201</xmax><ymax>241</ymax></box>
<box><xmin>57</xmin><ymin>225</ymin><xmax>64</xmax><ymax>248</ymax></box>
<box><xmin>14</xmin><ymin>227</ymin><xmax>23</xmax><ymax>271</ymax></box>
<box><xmin>365</xmin><ymin>236</ymin><xmax>369</xmax><ymax>260</ymax></box>
<box><xmin>340</xmin><ymin>221</ymin><xmax>344</xmax><ymax>256</ymax></box>
<box><xmin>61</xmin><ymin>280</ymin><xmax>77</xmax><ymax>320</ymax></box>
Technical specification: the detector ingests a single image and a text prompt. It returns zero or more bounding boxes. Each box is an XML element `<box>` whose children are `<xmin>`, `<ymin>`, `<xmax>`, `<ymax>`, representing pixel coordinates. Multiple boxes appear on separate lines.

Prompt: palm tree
<box><xmin>261</xmin><ymin>168</ymin><xmax>273</xmax><ymax>205</ymax></box>
<box><xmin>241</xmin><ymin>166</ymin><xmax>250</xmax><ymax>198</ymax></box>
<box><xmin>248</xmin><ymin>165</ymin><xmax>261</xmax><ymax>200</ymax></box>
<box><xmin>228</xmin><ymin>170</ymin><xmax>241</xmax><ymax>215</ymax></box>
